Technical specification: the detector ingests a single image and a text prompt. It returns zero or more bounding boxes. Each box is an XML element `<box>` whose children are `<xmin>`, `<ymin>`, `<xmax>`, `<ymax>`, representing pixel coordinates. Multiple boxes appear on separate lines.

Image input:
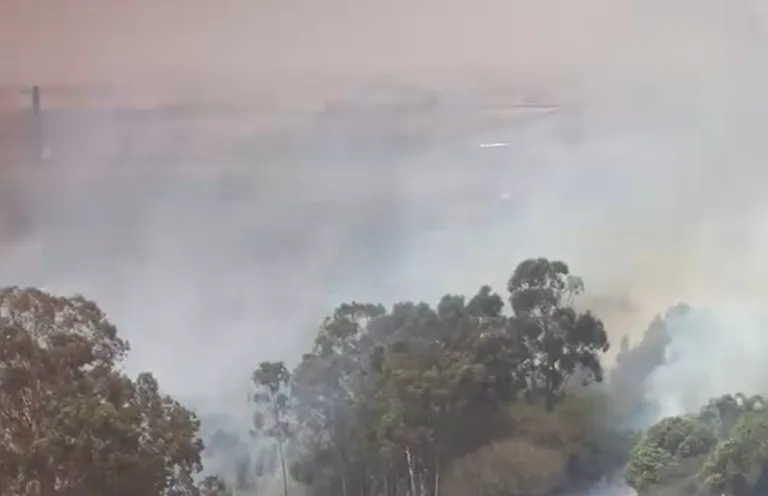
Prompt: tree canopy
<box><xmin>0</xmin><ymin>287</ymin><xmax>229</xmax><ymax>496</ymax></box>
<box><xmin>271</xmin><ymin>258</ymin><xmax>614</xmax><ymax>496</ymax></box>
<box><xmin>626</xmin><ymin>393</ymin><xmax>768</xmax><ymax>496</ymax></box>
<box><xmin>3</xmin><ymin>257</ymin><xmax>767</xmax><ymax>496</ymax></box>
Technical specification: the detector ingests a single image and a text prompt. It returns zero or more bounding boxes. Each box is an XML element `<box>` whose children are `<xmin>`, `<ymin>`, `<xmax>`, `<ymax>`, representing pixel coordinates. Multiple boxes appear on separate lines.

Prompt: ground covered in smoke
<box><xmin>4</xmin><ymin>77</ymin><xmax>768</xmax><ymax>496</ymax></box>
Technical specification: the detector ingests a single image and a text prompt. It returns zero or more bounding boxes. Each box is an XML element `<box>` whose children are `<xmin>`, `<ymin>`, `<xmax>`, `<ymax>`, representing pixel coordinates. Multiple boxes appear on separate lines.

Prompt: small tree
<box><xmin>252</xmin><ymin>361</ymin><xmax>294</xmax><ymax>496</ymax></box>
<box><xmin>198</xmin><ymin>475</ymin><xmax>233</xmax><ymax>496</ymax></box>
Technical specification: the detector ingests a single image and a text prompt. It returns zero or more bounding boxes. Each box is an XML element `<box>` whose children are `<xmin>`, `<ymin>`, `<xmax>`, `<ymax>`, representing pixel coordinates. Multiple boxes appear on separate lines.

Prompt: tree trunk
<box><xmin>277</xmin><ymin>438</ymin><xmax>289</xmax><ymax>496</ymax></box>
<box><xmin>405</xmin><ymin>447</ymin><xmax>417</xmax><ymax>496</ymax></box>
<box><xmin>341</xmin><ymin>474</ymin><xmax>349</xmax><ymax>496</ymax></box>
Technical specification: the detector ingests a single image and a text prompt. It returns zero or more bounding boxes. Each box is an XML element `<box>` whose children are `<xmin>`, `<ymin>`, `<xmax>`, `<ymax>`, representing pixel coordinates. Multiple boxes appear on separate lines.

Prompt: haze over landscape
<box><xmin>4</xmin><ymin>1</ymin><xmax>768</xmax><ymax>495</ymax></box>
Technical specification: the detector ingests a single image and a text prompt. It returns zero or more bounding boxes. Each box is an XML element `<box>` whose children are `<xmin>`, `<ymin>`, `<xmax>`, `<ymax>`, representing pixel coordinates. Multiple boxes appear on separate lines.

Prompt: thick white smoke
<box><xmin>646</xmin><ymin>306</ymin><xmax>768</xmax><ymax>420</ymax></box>
<box><xmin>6</xmin><ymin>1</ymin><xmax>768</xmax><ymax>494</ymax></box>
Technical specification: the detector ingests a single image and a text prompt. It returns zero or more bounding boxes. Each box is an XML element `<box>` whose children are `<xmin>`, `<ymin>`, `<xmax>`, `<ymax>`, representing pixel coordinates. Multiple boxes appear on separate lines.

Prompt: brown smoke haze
<box><xmin>3</xmin><ymin>0</ymin><xmax>767</xmax><ymax>99</ymax></box>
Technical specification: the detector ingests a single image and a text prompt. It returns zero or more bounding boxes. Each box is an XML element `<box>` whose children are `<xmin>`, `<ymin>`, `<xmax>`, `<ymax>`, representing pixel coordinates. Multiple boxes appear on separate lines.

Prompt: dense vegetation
<box><xmin>627</xmin><ymin>394</ymin><xmax>768</xmax><ymax>496</ymax></box>
<box><xmin>0</xmin><ymin>257</ymin><xmax>765</xmax><ymax>495</ymax></box>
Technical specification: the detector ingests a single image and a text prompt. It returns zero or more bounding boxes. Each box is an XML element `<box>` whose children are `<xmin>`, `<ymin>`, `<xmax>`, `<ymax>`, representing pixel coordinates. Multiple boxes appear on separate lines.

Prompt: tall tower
<box><xmin>30</xmin><ymin>85</ymin><xmax>43</xmax><ymax>164</ymax></box>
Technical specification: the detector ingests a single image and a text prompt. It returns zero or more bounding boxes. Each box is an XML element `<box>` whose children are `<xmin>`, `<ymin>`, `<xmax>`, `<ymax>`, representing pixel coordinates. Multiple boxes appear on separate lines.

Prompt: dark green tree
<box><xmin>507</xmin><ymin>258</ymin><xmax>609</xmax><ymax>408</ymax></box>
<box><xmin>287</xmin><ymin>258</ymin><xmax>612</xmax><ymax>496</ymax></box>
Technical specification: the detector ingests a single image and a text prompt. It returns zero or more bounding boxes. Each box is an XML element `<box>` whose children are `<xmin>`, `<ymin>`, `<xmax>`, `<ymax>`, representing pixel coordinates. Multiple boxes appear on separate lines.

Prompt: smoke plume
<box><xmin>5</xmin><ymin>0</ymin><xmax>768</xmax><ymax>494</ymax></box>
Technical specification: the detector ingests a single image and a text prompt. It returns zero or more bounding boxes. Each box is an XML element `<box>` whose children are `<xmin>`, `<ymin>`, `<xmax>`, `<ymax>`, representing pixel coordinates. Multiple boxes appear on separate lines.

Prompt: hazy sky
<box><xmin>3</xmin><ymin>0</ymin><xmax>767</xmax><ymax>100</ymax></box>
<box><xmin>9</xmin><ymin>6</ymin><xmax>768</xmax><ymax>496</ymax></box>
<box><xmin>5</xmin><ymin>0</ymin><xmax>768</xmax><ymax>426</ymax></box>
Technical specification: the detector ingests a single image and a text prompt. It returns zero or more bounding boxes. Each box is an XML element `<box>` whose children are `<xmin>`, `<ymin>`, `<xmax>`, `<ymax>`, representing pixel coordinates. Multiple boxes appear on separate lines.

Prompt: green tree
<box><xmin>626</xmin><ymin>415</ymin><xmax>717</xmax><ymax>493</ymax></box>
<box><xmin>625</xmin><ymin>393</ymin><xmax>768</xmax><ymax>496</ymax></box>
<box><xmin>290</xmin><ymin>303</ymin><xmax>387</xmax><ymax>496</ymax></box>
<box><xmin>507</xmin><ymin>258</ymin><xmax>609</xmax><ymax>408</ymax></box>
<box><xmin>252</xmin><ymin>361</ymin><xmax>294</xmax><ymax>496</ymax></box>
<box><xmin>701</xmin><ymin>408</ymin><xmax>768</xmax><ymax>496</ymax></box>
<box><xmin>287</xmin><ymin>258</ymin><xmax>612</xmax><ymax>496</ymax></box>
<box><xmin>0</xmin><ymin>286</ymin><xmax>218</xmax><ymax>496</ymax></box>
<box><xmin>700</xmin><ymin>393</ymin><xmax>765</xmax><ymax>438</ymax></box>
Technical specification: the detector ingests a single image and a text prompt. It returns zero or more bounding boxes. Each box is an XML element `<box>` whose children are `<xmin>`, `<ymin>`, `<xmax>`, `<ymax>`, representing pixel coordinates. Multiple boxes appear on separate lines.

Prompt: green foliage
<box><xmin>443</xmin><ymin>439</ymin><xmax>567</xmax><ymax>496</ymax></box>
<box><xmin>644</xmin><ymin>416</ymin><xmax>716</xmax><ymax>459</ymax></box>
<box><xmin>701</xmin><ymin>409</ymin><xmax>768</xmax><ymax>495</ymax></box>
<box><xmin>252</xmin><ymin>360</ymin><xmax>295</xmax><ymax>496</ymax></box>
<box><xmin>0</xmin><ymin>287</ymin><xmax>226</xmax><ymax>496</ymax></box>
<box><xmin>627</xmin><ymin>442</ymin><xmax>673</xmax><ymax>490</ymax></box>
<box><xmin>286</xmin><ymin>258</ymin><xmax>612</xmax><ymax>496</ymax></box>
<box><xmin>626</xmin><ymin>393</ymin><xmax>768</xmax><ymax>496</ymax></box>
<box><xmin>626</xmin><ymin>415</ymin><xmax>718</xmax><ymax>494</ymax></box>
<box><xmin>21</xmin><ymin>259</ymin><xmax>768</xmax><ymax>496</ymax></box>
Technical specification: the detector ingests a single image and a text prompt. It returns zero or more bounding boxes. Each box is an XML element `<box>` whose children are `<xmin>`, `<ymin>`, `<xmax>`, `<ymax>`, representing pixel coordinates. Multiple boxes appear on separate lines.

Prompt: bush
<box><xmin>443</xmin><ymin>439</ymin><xmax>566</xmax><ymax>496</ymax></box>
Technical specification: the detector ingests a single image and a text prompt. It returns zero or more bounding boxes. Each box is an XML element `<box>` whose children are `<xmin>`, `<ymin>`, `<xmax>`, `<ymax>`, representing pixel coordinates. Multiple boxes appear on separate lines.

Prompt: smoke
<box><xmin>5</xmin><ymin>0</ymin><xmax>768</xmax><ymax>494</ymax></box>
